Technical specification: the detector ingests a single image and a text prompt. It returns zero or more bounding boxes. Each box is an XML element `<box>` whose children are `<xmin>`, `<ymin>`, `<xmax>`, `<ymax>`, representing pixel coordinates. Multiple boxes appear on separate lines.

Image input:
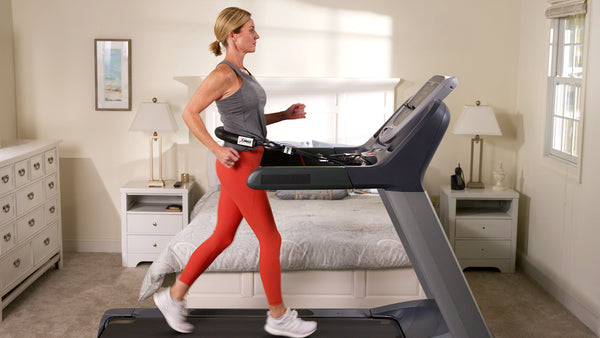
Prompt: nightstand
<box><xmin>439</xmin><ymin>186</ymin><xmax>519</xmax><ymax>272</ymax></box>
<box><xmin>120</xmin><ymin>180</ymin><xmax>193</xmax><ymax>267</ymax></box>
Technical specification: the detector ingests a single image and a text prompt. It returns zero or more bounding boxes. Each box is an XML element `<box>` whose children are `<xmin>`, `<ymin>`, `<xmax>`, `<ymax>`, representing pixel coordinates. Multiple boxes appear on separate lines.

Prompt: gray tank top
<box><xmin>215</xmin><ymin>61</ymin><xmax>267</xmax><ymax>152</ymax></box>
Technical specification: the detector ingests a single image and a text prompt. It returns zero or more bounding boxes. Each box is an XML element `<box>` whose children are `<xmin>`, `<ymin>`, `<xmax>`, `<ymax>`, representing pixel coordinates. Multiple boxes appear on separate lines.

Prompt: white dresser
<box><xmin>440</xmin><ymin>186</ymin><xmax>519</xmax><ymax>273</ymax></box>
<box><xmin>120</xmin><ymin>181</ymin><xmax>192</xmax><ymax>267</ymax></box>
<box><xmin>0</xmin><ymin>140</ymin><xmax>62</xmax><ymax>320</ymax></box>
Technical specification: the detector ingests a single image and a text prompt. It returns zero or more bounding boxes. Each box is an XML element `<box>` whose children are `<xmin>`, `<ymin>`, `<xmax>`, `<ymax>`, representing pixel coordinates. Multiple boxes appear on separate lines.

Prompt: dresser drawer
<box><xmin>45</xmin><ymin>174</ymin><xmax>58</xmax><ymax>197</ymax></box>
<box><xmin>0</xmin><ymin>222</ymin><xmax>16</xmax><ymax>254</ymax></box>
<box><xmin>1</xmin><ymin>243</ymin><xmax>33</xmax><ymax>290</ymax></box>
<box><xmin>15</xmin><ymin>159</ymin><xmax>30</xmax><ymax>187</ymax></box>
<box><xmin>46</xmin><ymin>198</ymin><xmax>59</xmax><ymax>223</ymax></box>
<box><xmin>45</xmin><ymin>149</ymin><xmax>58</xmax><ymax>173</ymax></box>
<box><xmin>30</xmin><ymin>154</ymin><xmax>45</xmax><ymax>180</ymax></box>
<box><xmin>127</xmin><ymin>235</ymin><xmax>172</xmax><ymax>254</ymax></box>
<box><xmin>0</xmin><ymin>194</ymin><xmax>15</xmax><ymax>224</ymax></box>
<box><xmin>16</xmin><ymin>181</ymin><xmax>44</xmax><ymax>216</ymax></box>
<box><xmin>455</xmin><ymin>240</ymin><xmax>511</xmax><ymax>259</ymax></box>
<box><xmin>455</xmin><ymin>218</ymin><xmax>512</xmax><ymax>239</ymax></box>
<box><xmin>17</xmin><ymin>207</ymin><xmax>45</xmax><ymax>242</ymax></box>
<box><xmin>0</xmin><ymin>165</ymin><xmax>15</xmax><ymax>195</ymax></box>
<box><xmin>127</xmin><ymin>213</ymin><xmax>182</xmax><ymax>235</ymax></box>
<box><xmin>33</xmin><ymin>222</ymin><xmax>59</xmax><ymax>264</ymax></box>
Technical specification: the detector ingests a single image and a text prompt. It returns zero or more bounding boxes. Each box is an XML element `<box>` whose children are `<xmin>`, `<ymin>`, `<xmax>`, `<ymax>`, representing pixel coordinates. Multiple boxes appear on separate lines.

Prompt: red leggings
<box><xmin>178</xmin><ymin>147</ymin><xmax>283</xmax><ymax>306</ymax></box>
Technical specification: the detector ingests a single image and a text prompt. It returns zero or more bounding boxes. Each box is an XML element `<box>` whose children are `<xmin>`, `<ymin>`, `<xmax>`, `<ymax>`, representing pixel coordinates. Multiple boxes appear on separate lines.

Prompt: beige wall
<box><xmin>0</xmin><ymin>0</ymin><xmax>17</xmax><ymax>144</ymax></box>
<box><xmin>516</xmin><ymin>0</ymin><xmax>600</xmax><ymax>331</ymax></box>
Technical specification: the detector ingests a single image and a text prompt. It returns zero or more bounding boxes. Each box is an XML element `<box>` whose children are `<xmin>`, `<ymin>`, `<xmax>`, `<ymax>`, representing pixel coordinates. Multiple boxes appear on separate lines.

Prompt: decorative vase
<box><xmin>492</xmin><ymin>161</ymin><xmax>506</xmax><ymax>191</ymax></box>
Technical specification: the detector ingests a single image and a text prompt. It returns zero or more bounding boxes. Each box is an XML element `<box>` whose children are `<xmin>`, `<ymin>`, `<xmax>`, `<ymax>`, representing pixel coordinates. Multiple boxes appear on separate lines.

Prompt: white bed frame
<box><xmin>176</xmin><ymin>76</ymin><xmax>424</xmax><ymax>309</ymax></box>
<box><xmin>188</xmin><ymin>269</ymin><xmax>424</xmax><ymax>309</ymax></box>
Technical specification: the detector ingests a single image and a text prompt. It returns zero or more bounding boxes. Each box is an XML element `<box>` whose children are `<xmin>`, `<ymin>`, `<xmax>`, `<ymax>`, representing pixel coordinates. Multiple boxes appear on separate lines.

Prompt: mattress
<box><xmin>139</xmin><ymin>190</ymin><xmax>409</xmax><ymax>300</ymax></box>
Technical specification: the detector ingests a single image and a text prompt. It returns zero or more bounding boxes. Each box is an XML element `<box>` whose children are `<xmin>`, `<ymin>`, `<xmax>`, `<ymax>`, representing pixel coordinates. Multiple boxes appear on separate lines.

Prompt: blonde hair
<box><xmin>209</xmin><ymin>7</ymin><xmax>252</xmax><ymax>56</ymax></box>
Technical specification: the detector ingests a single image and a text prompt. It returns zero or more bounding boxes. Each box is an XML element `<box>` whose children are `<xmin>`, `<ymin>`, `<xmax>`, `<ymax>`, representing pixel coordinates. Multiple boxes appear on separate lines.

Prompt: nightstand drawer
<box><xmin>127</xmin><ymin>214</ymin><xmax>182</xmax><ymax>234</ymax></box>
<box><xmin>455</xmin><ymin>218</ymin><xmax>511</xmax><ymax>238</ymax></box>
<box><xmin>0</xmin><ymin>165</ymin><xmax>14</xmax><ymax>195</ymax></box>
<box><xmin>127</xmin><ymin>235</ymin><xmax>172</xmax><ymax>254</ymax></box>
<box><xmin>0</xmin><ymin>195</ymin><xmax>15</xmax><ymax>224</ymax></box>
<box><xmin>29</xmin><ymin>154</ymin><xmax>44</xmax><ymax>180</ymax></box>
<box><xmin>455</xmin><ymin>240</ymin><xmax>511</xmax><ymax>259</ymax></box>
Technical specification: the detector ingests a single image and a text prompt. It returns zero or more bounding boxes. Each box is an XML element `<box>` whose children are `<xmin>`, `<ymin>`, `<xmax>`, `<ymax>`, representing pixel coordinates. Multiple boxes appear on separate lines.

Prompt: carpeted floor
<box><xmin>0</xmin><ymin>252</ymin><xmax>595</xmax><ymax>337</ymax></box>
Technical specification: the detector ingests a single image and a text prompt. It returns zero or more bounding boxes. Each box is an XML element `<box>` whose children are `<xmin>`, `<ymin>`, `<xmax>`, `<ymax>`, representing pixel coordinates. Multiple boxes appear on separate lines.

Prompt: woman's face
<box><xmin>232</xmin><ymin>18</ymin><xmax>260</xmax><ymax>53</ymax></box>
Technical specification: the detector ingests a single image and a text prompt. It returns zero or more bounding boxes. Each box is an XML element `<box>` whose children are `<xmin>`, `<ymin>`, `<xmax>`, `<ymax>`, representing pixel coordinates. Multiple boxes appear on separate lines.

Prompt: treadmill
<box><xmin>97</xmin><ymin>75</ymin><xmax>492</xmax><ymax>338</ymax></box>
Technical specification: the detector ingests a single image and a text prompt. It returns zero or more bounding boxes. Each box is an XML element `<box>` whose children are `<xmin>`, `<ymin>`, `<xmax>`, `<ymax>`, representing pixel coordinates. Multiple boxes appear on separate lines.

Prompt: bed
<box><xmin>139</xmin><ymin>185</ymin><xmax>425</xmax><ymax>309</ymax></box>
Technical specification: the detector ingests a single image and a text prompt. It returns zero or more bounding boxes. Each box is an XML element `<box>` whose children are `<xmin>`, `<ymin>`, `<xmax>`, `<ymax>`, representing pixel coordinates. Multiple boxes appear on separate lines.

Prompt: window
<box><xmin>545</xmin><ymin>4</ymin><xmax>586</xmax><ymax>165</ymax></box>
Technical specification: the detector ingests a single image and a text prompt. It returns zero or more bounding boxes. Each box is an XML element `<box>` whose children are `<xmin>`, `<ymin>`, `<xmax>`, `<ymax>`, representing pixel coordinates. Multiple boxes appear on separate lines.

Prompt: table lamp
<box><xmin>452</xmin><ymin>101</ymin><xmax>501</xmax><ymax>189</ymax></box>
<box><xmin>129</xmin><ymin>98</ymin><xmax>177</xmax><ymax>187</ymax></box>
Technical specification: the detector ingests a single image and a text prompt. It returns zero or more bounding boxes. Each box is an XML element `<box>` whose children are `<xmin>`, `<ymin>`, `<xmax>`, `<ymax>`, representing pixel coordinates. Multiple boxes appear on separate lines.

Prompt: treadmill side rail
<box><xmin>247</xmin><ymin>166</ymin><xmax>353</xmax><ymax>190</ymax></box>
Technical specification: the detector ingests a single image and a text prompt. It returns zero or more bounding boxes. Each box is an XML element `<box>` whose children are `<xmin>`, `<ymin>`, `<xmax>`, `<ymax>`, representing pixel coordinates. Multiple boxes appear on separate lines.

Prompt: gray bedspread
<box><xmin>139</xmin><ymin>190</ymin><xmax>409</xmax><ymax>300</ymax></box>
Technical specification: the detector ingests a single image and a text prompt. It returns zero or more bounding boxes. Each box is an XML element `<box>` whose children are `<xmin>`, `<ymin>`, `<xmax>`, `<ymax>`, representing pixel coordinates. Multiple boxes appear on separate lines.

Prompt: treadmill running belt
<box><xmin>99</xmin><ymin>309</ymin><xmax>403</xmax><ymax>337</ymax></box>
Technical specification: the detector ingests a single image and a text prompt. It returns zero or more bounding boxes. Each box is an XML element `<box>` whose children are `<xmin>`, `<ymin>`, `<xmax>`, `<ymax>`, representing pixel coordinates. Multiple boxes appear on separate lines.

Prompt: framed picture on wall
<box><xmin>94</xmin><ymin>39</ymin><xmax>132</xmax><ymax>111</ymax></box>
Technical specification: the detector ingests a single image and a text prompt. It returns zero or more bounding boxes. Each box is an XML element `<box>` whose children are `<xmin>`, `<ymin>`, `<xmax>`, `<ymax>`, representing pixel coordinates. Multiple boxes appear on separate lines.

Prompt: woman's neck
<box><xmin>224</xmin><ymin>53</ymin><xmax>246</xmax><ymax>73</ymax></box>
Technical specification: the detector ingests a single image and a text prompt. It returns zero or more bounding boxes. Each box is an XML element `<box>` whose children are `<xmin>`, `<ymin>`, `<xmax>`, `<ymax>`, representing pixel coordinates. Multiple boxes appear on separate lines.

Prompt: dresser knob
<box><xmin>44</xmin><ymin>238</ymin><xmax>50</xmax><ymax>246</ymax></box>
<box><xmin>152</xmin><ymin>243</ymin><xmax>157</xmax><ymax>248</ymax></box>
<box><xmin>28</xmin><ymin>192</ymin><xmax>35</xmax><ymax>200</ymax></box>
<box><xmin>49</xmin><ymin>206</ymin><xmax>56</xmax><ymax>214</ymax></box>
<box><xmin>13</xmin><ymin>258</ymin><xmax>21</xmax><ymax>268</ymax></box>
<box><xmin>152</xmin><ymin>222</ymin><xmax>158</xmax><ymax>227</ymax></box>
<box><xmin>18</xmin><ymin>168</ymin><xmax>26</xmax><ymax>176</ymax></box>
<box><xmin>29</xmin><ymin>219</ymin><xmax>36</xmax><ymax>227</ymax></box>
<box><xmin>2</xmin><ymin>204</ymin><xmax>10</xmax><ymax>213</ymax></box>
<box><xmin>34</xmin><ymin>162</ymin><xmax>41</xmax><ymax>170</ymax></box>
<box><xmin>3</xmin><ymin>233</ymin><xmax>11</xmax><ymax>242</ymax></box>
<box><xmin>48</xmin><ymin>181</ymin><xmax>55</xmax><ymax>189</ymax></box>
<box><xmin>48</xmin><ymin>157</ymin><xmax>54</xmax><ymax>164</ymax></box>
<box><xmin>1</xmin><ymin>175</ymin><xmax>9</xmax><ymax>184</ymax></box>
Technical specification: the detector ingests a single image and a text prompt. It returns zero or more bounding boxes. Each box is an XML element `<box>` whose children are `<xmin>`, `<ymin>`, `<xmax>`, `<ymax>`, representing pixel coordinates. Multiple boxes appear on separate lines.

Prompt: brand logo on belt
<box><xmin>237</xmin><ymin>136</ymin><xmax>254</xmax><ymax>147</ymax></box>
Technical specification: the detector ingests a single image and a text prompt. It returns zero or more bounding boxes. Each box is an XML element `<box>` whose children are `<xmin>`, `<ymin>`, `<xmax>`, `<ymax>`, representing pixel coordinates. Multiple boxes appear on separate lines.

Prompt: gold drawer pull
<box><xmin>48</xmin><ymin>181</ymin><xmax>55</xmax><ymax>189</ymax></box>
<box><xmin>3</xmin><ymin>233</ymin><xmax>11</xmax><ymax>242</ymax></box>
<box><xmin>18</xmin><ymin>168</ymin><xmax>26</xmax><ymax>176</ymax></box>
<box><xmin>29</xmin><ymin>218</ymin><xmax>36</xmax><ymax>227</ymax></box>
<box><xmin>33</xmin><ymin>162</ymin><xmax>41</xmax><ymax>170</ymax></box>
<box><xmin>152</xmin><ymin>243</ymin><xmax>157</xmax><ymax>248</ymax></box>
<box><xmin>152</xmin><ymin>222</ymin><xmax>158</xmax><ymax>227</ymax></box>
<box><xmin>1</xmin><ymin>175</ymin><xmax>9</xmax><ymax>184</ymax></box>
<box><xmin>48</xmin><ymin>157</ymin><xmax>54</xmax><ymax>164</ymax></box>
<box><xmin>13</xmin><ymin>258</ymin><xmax>20</xmax><ymax>268</ymax></box>
<box><xmin>2</xmin><ymin>204</ymin><xmax>10</xmax><ymax>213</ymax></box>
<box><xmin>49</xmin><ymin>206</ymin><xmax>56</xmax><ymax>214</ymax></box>
<box><xmin>28</xmin><ymin>192</ymin><xmax>35</xmax><ymax>200</ymax></box>
<box><xmin>44</xmin><ymin>238</ymin><xmax>50</xmax><ymax>246</ymax></box>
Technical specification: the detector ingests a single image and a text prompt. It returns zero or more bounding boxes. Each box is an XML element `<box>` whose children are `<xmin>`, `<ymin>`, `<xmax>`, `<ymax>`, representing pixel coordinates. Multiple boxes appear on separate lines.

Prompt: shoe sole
<box><xmin>153</xmin><ymin>291</ymin><xmax>194</xmax><ymax>334</ymax></box>
<box><xmin>264</xmin><ymin>324</ymin><xmax>317</xmax><ymax>338</ymax></box>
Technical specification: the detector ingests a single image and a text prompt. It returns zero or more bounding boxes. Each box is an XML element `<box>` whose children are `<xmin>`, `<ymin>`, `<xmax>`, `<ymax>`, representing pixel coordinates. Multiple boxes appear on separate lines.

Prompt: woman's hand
<box><xmin>214</xmin><ymin>146</ymin><xmax>240</xmax><ymax>168</ymax></box>
<box><xmin>283</xmin><ymin>103</ymin><xmax>306</xmax><ymax>120</ymax></box>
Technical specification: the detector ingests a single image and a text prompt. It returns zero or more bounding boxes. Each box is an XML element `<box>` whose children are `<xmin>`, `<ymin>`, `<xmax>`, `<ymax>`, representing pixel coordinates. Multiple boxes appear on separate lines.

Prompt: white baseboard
<box><xmin>63</xmin><ymin>238</ymin><xmax>121</xmax><ymax>253</ymax></box>
<box><xmin>517</xmin><ymin>251</ymin><xmax>599</xmax><ymax>336</ymax></box>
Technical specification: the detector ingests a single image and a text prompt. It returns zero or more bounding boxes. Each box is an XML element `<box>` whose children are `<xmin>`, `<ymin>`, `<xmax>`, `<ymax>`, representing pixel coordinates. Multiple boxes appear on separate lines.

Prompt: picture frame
<box><xmin>94</xmin><ymin>39</ymin><xmax>132</xmax><ymax>111</ymax></box>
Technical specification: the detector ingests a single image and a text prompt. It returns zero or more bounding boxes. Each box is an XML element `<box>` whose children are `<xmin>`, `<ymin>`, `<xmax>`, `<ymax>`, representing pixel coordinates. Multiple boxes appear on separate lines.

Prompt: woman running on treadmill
<box><xmin>153</xmin><ymin>7</ymin><xmax>317</xmax><ymax>337</ymax></box>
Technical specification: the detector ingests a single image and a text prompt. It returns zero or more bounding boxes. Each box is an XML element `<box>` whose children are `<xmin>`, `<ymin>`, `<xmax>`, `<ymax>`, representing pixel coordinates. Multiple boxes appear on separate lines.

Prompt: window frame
<box><xmin>544</xmin><ymin>14</ymin><xmax>587</xmax><ymax>167</ymax></box>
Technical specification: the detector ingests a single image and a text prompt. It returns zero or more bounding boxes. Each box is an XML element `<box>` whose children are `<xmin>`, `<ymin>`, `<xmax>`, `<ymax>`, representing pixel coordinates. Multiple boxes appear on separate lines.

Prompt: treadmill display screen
<box><xmin>393</xmin><ymin>80</ymin><xmax>438</xmax><ymax>127</ymax></box>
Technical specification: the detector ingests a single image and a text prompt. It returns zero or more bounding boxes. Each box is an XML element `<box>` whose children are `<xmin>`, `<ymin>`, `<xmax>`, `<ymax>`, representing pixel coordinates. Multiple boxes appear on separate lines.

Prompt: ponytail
<box><xmin>209</xmin><ymin>40</ymin><xmax>222</xmax><ymax>56</ymax></box>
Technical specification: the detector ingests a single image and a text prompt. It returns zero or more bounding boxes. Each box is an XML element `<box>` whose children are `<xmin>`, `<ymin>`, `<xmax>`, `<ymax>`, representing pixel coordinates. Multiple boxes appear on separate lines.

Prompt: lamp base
<box><xmin>148</xmin><ymin>179</ymin><xmax>165</xmax><ymax>188</ymax></box>
<box><xmin>466</xmin><ymin>181</ymin><xmax>485</xmax><ymax>189</ymax></box>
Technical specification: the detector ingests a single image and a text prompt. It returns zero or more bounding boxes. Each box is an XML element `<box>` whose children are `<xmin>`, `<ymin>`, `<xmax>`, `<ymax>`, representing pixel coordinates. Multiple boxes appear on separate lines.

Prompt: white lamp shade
<box><xmin>129</xmin><ymin>102</ymin><xmax>177</xmax><ymax>133</ymax></box>
<box><xmin>453</xmin><ymin>104</ymin><xmax>502</xmax><ymax>136</ymax></box>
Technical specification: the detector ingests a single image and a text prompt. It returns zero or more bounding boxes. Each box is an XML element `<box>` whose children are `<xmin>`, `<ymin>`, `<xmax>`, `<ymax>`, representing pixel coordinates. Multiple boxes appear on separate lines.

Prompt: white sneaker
<box><xmin>153</xmin><ymin>288</ymin><xmax>194</xmax><ymax>333</ymax></box>
<box><xmin>264</xmin><ymin>308</ymin><xmax>317</xmax><ymax>337</ymax></box>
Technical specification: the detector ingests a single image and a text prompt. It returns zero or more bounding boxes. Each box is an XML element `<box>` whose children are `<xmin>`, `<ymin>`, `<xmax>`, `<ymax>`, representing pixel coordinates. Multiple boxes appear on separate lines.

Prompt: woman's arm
<box><xmin>265</xmin><ymin>103</ymin><xmax>306</xmax><ymax>125</ymax></box>
<box><xmin>182</xmin><ymin>67</ymin><xmax>240</xmax><ymax>168</ymax></box>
